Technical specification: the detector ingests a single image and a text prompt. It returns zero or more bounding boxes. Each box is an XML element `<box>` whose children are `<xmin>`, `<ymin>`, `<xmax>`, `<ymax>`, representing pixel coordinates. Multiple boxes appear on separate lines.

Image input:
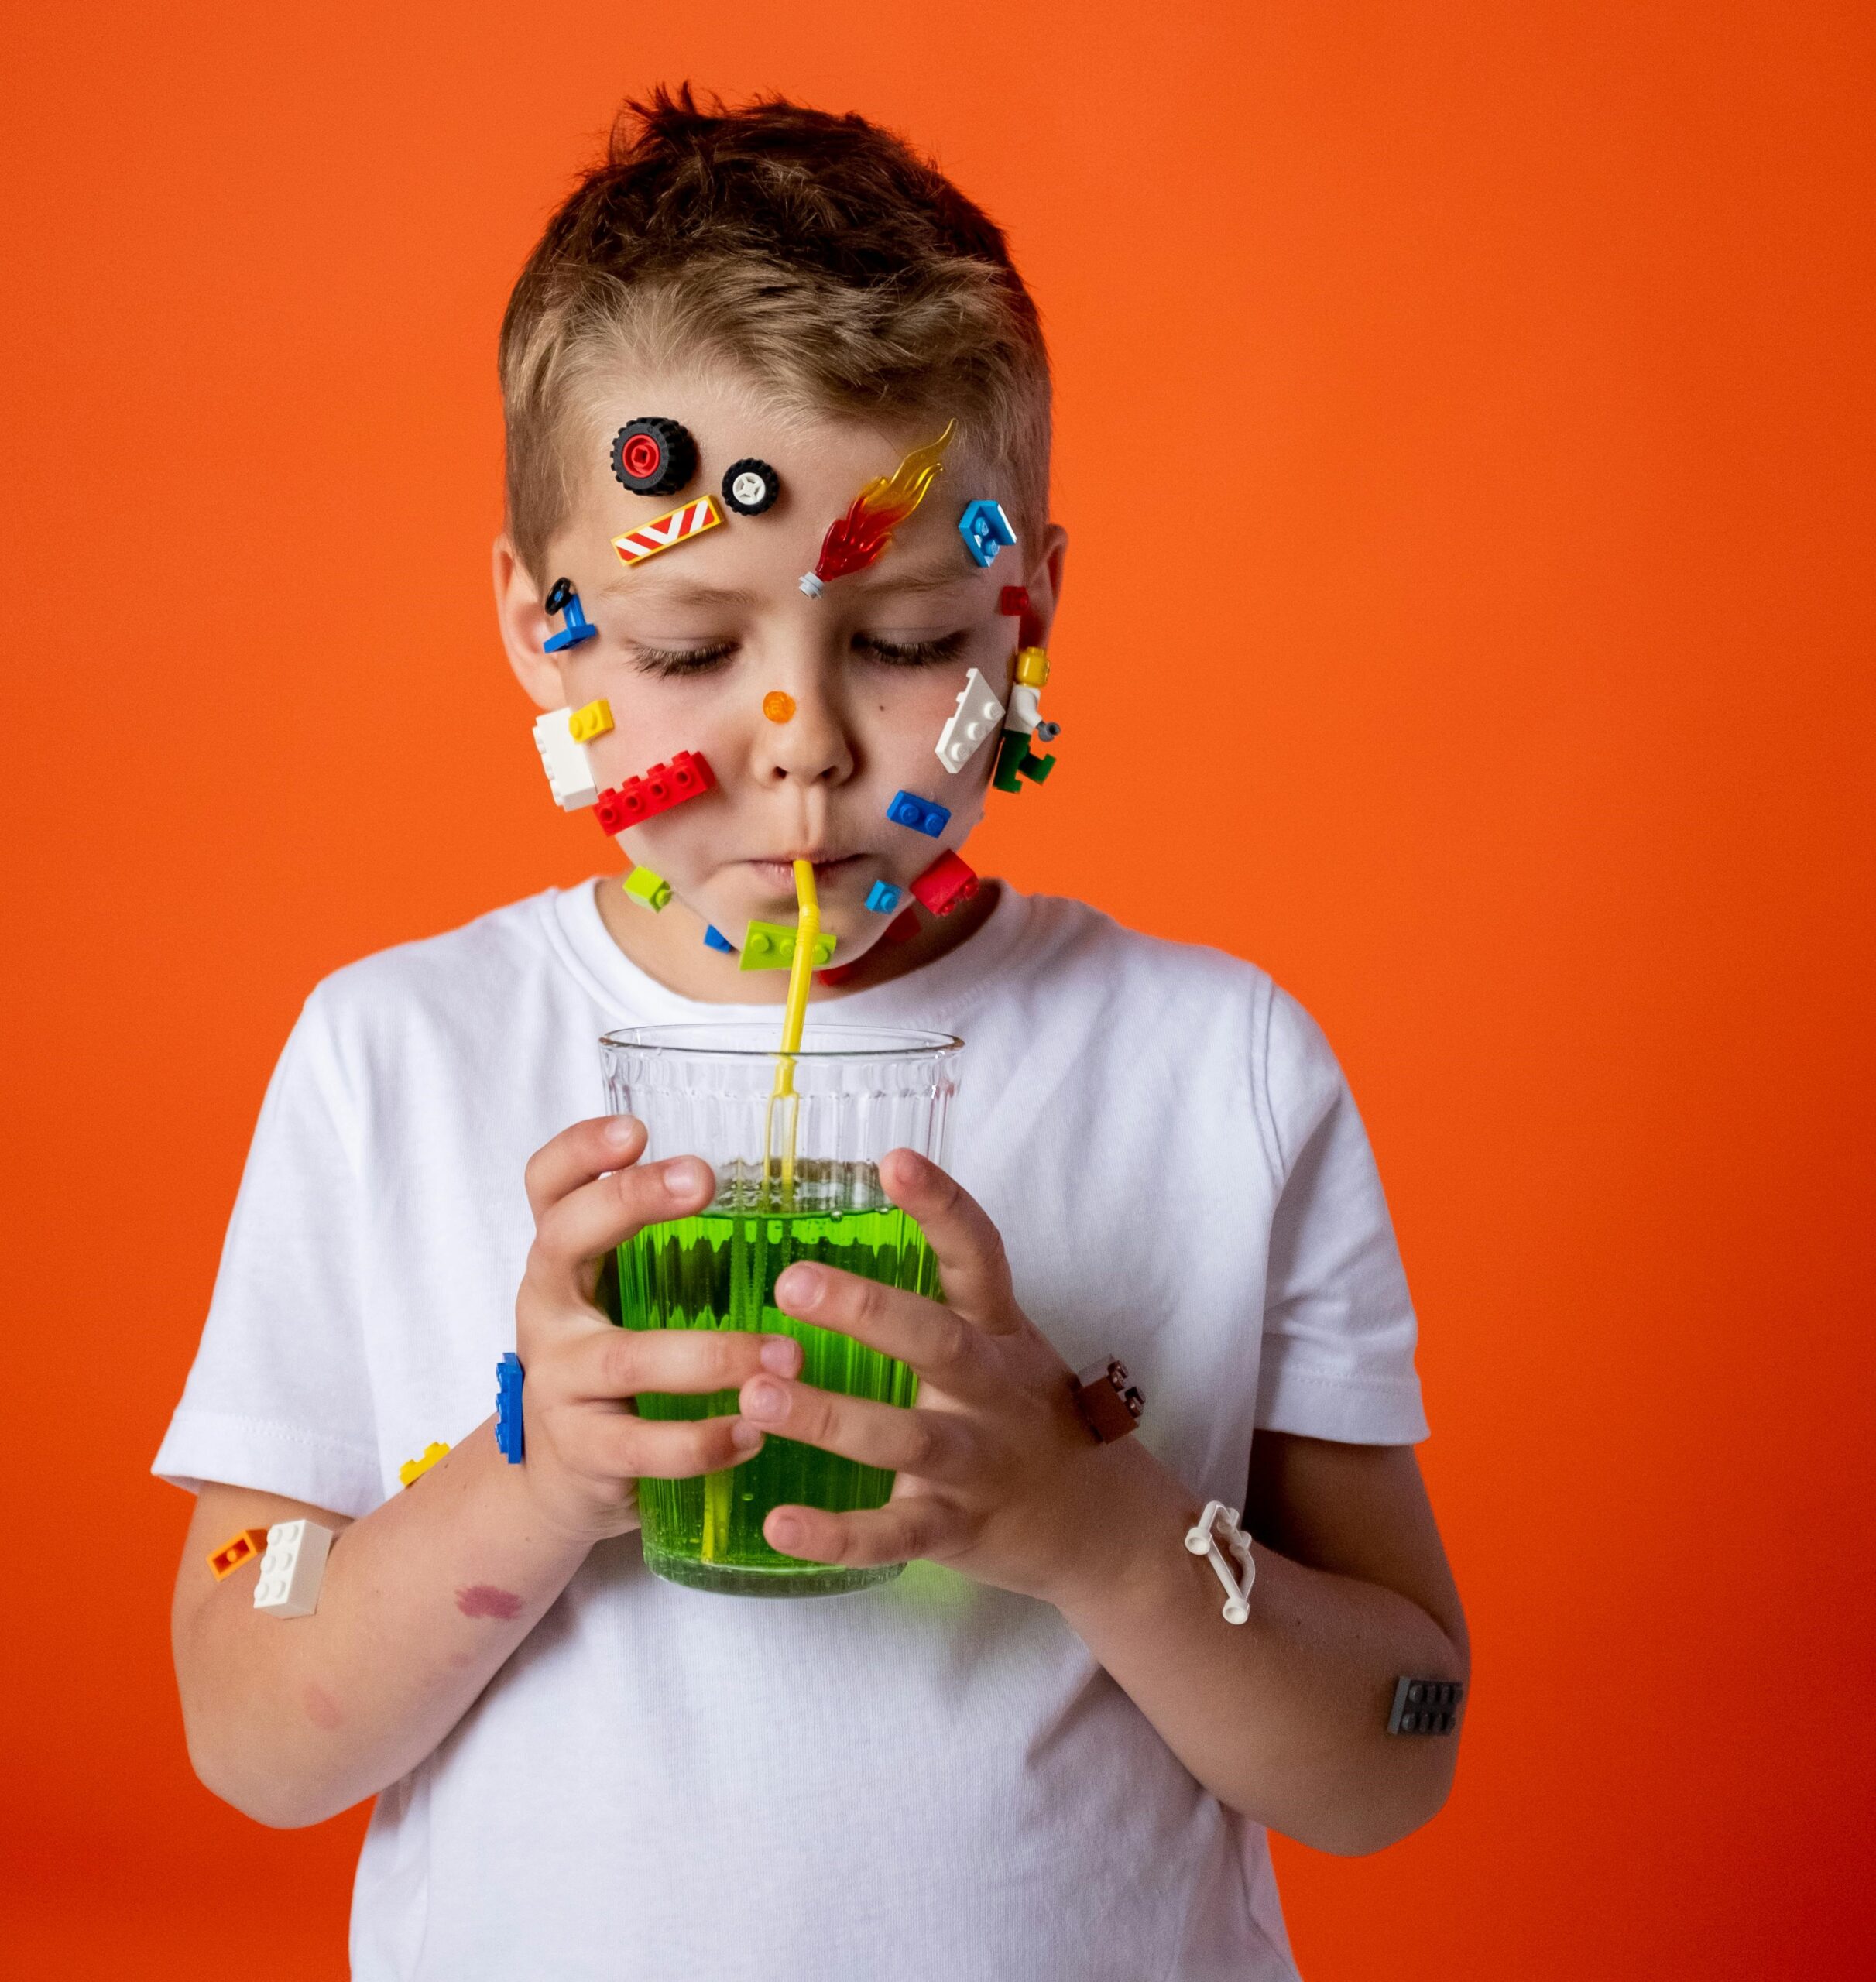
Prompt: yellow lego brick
<box><xmin>398</xmin><ymin>1441</ymin><xmax>451</xmax><ymax>1489</ymax></box>
<box><xmin>1014</xmin><ymin>646</ymin><xmax>1051</xmax><ymax>689</ymax></box>
<box><xmin>622</xmin><ymin>865</ymin><xmax>673</xmax><ymax>912</ymax></box>
<box><xmin>568</xmin><ymin>698</ymin><xmax>614</xmax><ymax>745</ymax></box>
<box><xmin>739</xmin><ymin>921</ymin><xmax>838</xmax><ymax>971</ymax></box>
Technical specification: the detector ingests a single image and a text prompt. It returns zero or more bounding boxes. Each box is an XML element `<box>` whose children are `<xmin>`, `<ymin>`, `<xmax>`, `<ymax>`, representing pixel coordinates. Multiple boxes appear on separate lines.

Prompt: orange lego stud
<box><xmin>208</xmin><ymin>1527</ymin><xmax>272</xmax><ymax>1579</ymax></box>
<box><xmin>762</xmin><ymin>691</ymin><xmax>796</xmax><ymax>724</ymax></box>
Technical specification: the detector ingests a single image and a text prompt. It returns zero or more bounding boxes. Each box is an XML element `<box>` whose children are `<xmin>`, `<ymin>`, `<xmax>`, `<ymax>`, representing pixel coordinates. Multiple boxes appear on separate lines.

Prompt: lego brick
<box><xmin>1387</xmin><ymin>1676</ymin><xmax>1466</xmax><ymax>1736</ymax></box>
<box><xmin>397</xmin><ymin>1441</ymin><xmax>450</xmax><ymax>1489</ymax></box>
<box><xmin>722</xmin><ymin>458</ymin><xmax>782</xmax><ymax>516</ymax></box>
<box><xmin>568</xmin><ymin>698</ymin><xmax>614</xmax><ymax>744</ymax></box>
<box><xmin>885</xmin><ymin>790</ymin><xmax>952</xmax><ymax>837</ymax></box>
<box><xmin>957</xmin><ymin>499</ymin><xmax>1017</xmax><ymax>568</ymax></box>
<box><xmin>1013</xmin><ymin>646</ymin><xmax>1051</xmax><ymax>689</ymax></box>
<box><xmin>622</xmin><ymin>864</ymin><xmax>672</xmax><ymax>912</ymax></box>
<box><xmin>762</xmin><ymin>690</ymin><xmax>795</xmax><ymax>723</ymax></box>
<box><xmin>703</xmin><ymin>924</ymin><xmax>734</xmax><ymax>952</ymax></box>
<box><xmin>1004</xmin><ymin>682</ymin><xmax>1042</xmax><ymax>734</ymax></box>
<box><xmin>252</xmin><ymin>1519</ymin><xmax>337</xmax><ymax>1620</ymax></box>
<box><xmin>543</xmin><ymin>578</ymin><xmax>598</xmax><ymax>653</ymax></box>
<box><xmin>1072</xmin><ymin>1356</ymin><xmax>1145</xmax><ymax>1442</ymax></box>
<box><xmin>909</xmin><ymin>849</ymin><xmax>979</xmax><ymax>918</ymax></box>
<box><xmin>207</xmin><ymin>1527</ymin><xmax>272</xmax><ymax>1580</ymax></box>
<box><xmin>611</xmin><ymin>417</ymin><xmax>698</xmax><ymax>497</ymax></box>
<box><xmin>818</xmin><ymin>961</ymin><xmax>863</xmax><ymax>986</ymax></box>
<box><xmin>1019</xmin><ymin>749</ymin><xmax>1056</xmax><ymax>784</ymax></box>
<box><xmin>865</xmin><ymin>879</ymin><xmax>903</xmax><ymax>914</ymax></box>
<box><xmin>496</xmin><ymin>1351</ymin><xmax>525</xmax><ymax>1465</ymax></box>
<box><xmin>998</xmin><ymin>585</ymin><xmax>1031</xmax><ymax>617</ymax></box>
<box><xmin>934</xmin><ymin>667</ymin><xmax>1007</xmax><ymax>774</ymax></box>
<box><xmin>611</xmin><ymin>492</ymin><xmax>724</xmax><ymax>568</ymax></box>
<box><xmin>593</xmin><ymin>750</ymin><xmax>717</xmax><ymax>835</ymax></box>
<box><xmin>883</xmin><ymin>907</ymin><xmax>921</xmax><ymax>944</ymax></box>
<box><xmin>533</xmin><ymin>708</ymin><xmax>598</xmax><ymax>811</ymax></box>
<box><xmin>739</xmin><ymin>921</ymin><xmax>838</xmax><ymax>971</ymax></box>
<box><xmin>992</xmin><ymin>728</ymin><xmax>1028</xmax><ymax>794</ymax></box>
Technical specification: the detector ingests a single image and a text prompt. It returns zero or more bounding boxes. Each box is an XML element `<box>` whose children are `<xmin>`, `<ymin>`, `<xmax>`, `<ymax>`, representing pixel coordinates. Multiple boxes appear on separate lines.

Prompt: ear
<box><xmin>1024</xmin><ymin>523</ymin><xmax>1068</xmax><ymax>646</ymax></box>
<box><xmin>492</xmin><ymin>535</ymin><xmax>571</xmax><ymax>712</ymax></box>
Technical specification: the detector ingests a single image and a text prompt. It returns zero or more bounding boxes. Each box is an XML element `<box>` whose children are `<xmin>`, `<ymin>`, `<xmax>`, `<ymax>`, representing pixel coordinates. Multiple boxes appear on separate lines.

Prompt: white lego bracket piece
<box><xmin>533</xmin><ymin>708</ymin><xmax>600</xmax><ymax>811</ymax></box>
<box><xmin>1183</xmin><ymin>1501</ymin><xmax>1257</xmax><ymax>1625</ymax></box>
<box><xmin>253</xmin><ymin>1519</ymin><xmax>337</xmax><ymax>1620</ymax></box>
<box><xmin>1004</xmin><ymin>682</ymin><xmax>1043</xmax><ymax>735</ymax></box>
<box><xmin>934</xmin><ymin>667</ymin><xmax>1007</xmax><ymax>774</ymax></box>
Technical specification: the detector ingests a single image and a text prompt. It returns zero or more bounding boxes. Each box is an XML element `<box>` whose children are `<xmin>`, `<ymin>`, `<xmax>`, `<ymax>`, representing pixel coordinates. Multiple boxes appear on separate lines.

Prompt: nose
<box><xmin>750</xmin><ymin>673</ymin><xmax>855</xmax><ymax>792</ymax></box>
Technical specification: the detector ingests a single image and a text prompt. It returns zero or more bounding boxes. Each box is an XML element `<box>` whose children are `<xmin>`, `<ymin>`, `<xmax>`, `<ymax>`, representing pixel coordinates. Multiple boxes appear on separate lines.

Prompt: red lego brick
<box><xmin>998</xmin><ymin>585</ymin><xmax>1031</xmax><ymax>617</ymax></box>
<box><xmin>883</xmin><ymin>907</ymin><xmax>921</xmax><ymax>945</ymax></box>
<box><xmin>817</xmin><ymin>961</ymin><xmax>864</xmax><ymax>986</ymax></box>
<box><xmin>593</xmin><ymin>750</ymin><xmax>717</xmax><ymax>836</ymax></box>
<box><xmin>1018</xmin><ymin>613</ymin><xmax>1045</xmax><ymax>649</ymax></box>
<box><xmin>909</xmin><ymin>849</ymin><xmax>979</xmax><ymax>917</ymax></box>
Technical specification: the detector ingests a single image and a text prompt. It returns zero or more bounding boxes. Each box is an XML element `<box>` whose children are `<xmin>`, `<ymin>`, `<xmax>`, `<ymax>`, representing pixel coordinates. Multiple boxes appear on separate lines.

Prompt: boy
<box><xmin>159</xmin><ymin>89</ymin><xmax>1467</xmax><ymax>1980</ymax></box>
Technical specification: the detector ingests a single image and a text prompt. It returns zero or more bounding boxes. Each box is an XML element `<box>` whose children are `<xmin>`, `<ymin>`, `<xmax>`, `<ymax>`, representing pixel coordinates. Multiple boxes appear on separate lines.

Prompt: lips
<box><xmin>745</xmin><ymin>852</ymin><xmax>864</xmax><ymax>889</ymax></box>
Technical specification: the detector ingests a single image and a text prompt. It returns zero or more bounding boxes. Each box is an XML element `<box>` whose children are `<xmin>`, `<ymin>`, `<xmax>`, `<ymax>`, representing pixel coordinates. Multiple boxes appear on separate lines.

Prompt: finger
<box><xmin>532</xmin><ymin>1154</ymin><xmax>715</xmax><ymax>1284</ymax></box>
<box><xmin>524</xmin><ymin>1114</ymin><xmax>646</xmax><ymax>1219</ymax></box>
<box><xmin>738</xmin><ymin>1376</ymin><xmax>976</xmax><ymax>1482</ymax></box>
<box><xmin>570</xmin><ymin>1404</ymin><xmax>767</xmax><ymax>1481</ymax></box>
<box><xmin>770</xmin><ymin>1263</ymin><xmax>996</xmax><ymax>1401</ymax></box>
<box><xmin>565</xmin><ymin>1325</ymin><xmax>803</xmax><ymax>1401</ymax></box>
<box><xmin>763</xmin><ymin>1497</ymin><xmax>962</xmax><ymax>1568</ymax></box>
<box><xmin>877</xmin><ymin>1149</ymin><xmax>1020</xmax><ymax>1329</ymax></box>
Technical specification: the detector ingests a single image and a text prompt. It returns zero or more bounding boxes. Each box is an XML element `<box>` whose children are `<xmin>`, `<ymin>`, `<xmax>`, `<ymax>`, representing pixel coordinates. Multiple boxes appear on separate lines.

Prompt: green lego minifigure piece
<box><xmin>993</xmin><ymin>729</ymin><xmax>1027</xmax><ymax>794</ymax></box>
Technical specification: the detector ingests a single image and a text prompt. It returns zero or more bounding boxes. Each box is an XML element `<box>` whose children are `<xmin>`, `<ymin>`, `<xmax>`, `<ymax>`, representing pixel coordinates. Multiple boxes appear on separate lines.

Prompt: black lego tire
<box><xmin>721</xmin><ymin>458</ymin><xmax>782</xmax><ymax>516</ymax></box>
<box><xmin>544</xmin><ymin>576</ymin><xmax>575</xmax><ymax>616</ymax></box>
<box><xmin>611</xmin><ymin>419</ymin><xmax>697</xmax><ymax>497</ymax></box>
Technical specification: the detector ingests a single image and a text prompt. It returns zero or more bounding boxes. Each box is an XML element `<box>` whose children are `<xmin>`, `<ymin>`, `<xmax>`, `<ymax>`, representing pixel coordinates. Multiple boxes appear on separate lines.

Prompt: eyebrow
<box><xmin>598</xmin><ymin>561</ymin><xmax>980</xmax><ymax>609</ymax></box>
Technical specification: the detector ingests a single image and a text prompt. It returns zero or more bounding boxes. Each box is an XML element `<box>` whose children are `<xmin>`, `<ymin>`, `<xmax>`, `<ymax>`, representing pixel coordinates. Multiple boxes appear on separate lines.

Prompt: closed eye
<box><xmin>629</xmin><ymin>642</ymin><xmax>736</xmax><ymax>678</ymax></box>
<box><xmin>855</xmin><ymin>630</ymin><xmax>969</xmax><ymax>667</ymax></box>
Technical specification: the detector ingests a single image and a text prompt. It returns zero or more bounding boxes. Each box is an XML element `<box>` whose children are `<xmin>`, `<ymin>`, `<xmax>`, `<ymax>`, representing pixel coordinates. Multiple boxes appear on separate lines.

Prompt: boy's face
<box><xmin>494</xmin><ymin>365</ymin><xmax>1065</xmax><ymax>1003</ymax></box>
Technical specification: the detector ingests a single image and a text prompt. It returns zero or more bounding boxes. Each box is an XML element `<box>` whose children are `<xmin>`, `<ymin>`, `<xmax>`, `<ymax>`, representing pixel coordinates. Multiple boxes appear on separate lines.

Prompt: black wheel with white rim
<box><xmin>721</xmin><ymin>458</ymin><xmax>782</xmax><ymax>516</ymax></box>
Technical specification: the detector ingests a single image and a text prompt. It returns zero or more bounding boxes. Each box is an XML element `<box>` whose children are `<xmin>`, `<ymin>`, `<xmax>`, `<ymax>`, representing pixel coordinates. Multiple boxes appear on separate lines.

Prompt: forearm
<box><xmin>1052</xmin><ymin>1443</ymin><xmax>1467</xmax><ymax>1855</ymax></box>
<box><xmin>176</xmin><ymin>1424</ymin><xmax>594</xmax><ymax>1826</ymax></box>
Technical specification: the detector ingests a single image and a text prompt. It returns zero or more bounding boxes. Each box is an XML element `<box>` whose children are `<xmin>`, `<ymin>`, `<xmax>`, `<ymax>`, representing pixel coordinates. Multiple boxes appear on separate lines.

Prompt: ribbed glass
<box><xmin>598</xmin><ymin>1024</ymin><xmax>964</xmax><ymax>1598</ymax></box>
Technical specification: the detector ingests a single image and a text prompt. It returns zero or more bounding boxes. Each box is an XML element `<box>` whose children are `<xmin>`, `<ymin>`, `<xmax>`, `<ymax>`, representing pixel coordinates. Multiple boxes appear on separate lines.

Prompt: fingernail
<box><xmin>744</xmin><ymin>1380</ymin><xmax>784</xmax><ymax>1420</ymax></box>
<box><xmin>729</xmin><ymin>1419</ymin><xmax>763</xmax><ymax>1452</ymax></box>
<box><xmin>769</xmin><ymin>1514</ymin><xmax>804</xmax><ymax>1551</ymax></box>
<box><xmin>605</xmin><ymin>1115</ymin><xmax>638</xmax><ymax>1148</ymax></box>
<box><xmin>760</xmin><ymin>1337</ymin><xmax>801</xmax><ymax>1376</ymax></box>
<box><xmin>776</xmin><ymin>1264</ymin><xmax>821</xmax><ymax>1310</ymax></box>
<box><xmin>664</xmin><ymin>1157</ymin><xmax>709</xmax><ymax>1197</ymax></box>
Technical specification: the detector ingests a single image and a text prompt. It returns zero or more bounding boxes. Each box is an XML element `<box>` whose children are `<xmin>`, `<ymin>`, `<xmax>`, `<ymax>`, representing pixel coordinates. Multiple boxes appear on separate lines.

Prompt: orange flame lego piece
<box><xmin>800</xmin><ymin>421</ymin><xmax>955</xmax><ymax>595</ymax></box>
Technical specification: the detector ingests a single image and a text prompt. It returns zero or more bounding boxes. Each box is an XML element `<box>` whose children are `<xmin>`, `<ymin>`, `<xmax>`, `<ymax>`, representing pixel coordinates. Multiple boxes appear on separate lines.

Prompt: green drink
<box><xmin>599</xmin><ymin>1021</ymin><xmax>964</xmax><ymax>1599</ymax></box>
<box><xmin>618</xmin><ymin>1167</ymin><xmax>938</xmax><ymax>1596</ymax></box>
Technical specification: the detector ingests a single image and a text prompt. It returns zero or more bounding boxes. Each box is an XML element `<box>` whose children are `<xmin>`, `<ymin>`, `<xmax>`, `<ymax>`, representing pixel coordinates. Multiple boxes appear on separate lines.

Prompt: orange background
<box><xmin>2</xmin><ymin>3</ymin><xmax>1871</xmax><ymax>1974</ymax></box>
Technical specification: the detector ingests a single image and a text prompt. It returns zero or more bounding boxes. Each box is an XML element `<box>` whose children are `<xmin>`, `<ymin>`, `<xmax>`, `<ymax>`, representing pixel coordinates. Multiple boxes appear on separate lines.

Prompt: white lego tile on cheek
<box><xmin>252</xmin><ymin>1519</ymin><xmax>338</xmax><ymax>1620</ymax></box>
<box><xmin>533</xmin><ymin>708</ymin><xmax>599</xmax><ymax>811</ymax></box>
<box><xmin>934</xmin><ymin>667</ymin><xmax>1008</xmax><ymax>773</ymax></box>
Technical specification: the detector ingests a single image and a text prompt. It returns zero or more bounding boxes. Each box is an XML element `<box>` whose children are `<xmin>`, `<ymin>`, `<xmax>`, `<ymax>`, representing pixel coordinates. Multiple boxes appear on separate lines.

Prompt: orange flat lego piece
<box><xmin>207</xmin><ymin>1526</ymin><xmax>272</xmax><ymax>1579</ymax></box>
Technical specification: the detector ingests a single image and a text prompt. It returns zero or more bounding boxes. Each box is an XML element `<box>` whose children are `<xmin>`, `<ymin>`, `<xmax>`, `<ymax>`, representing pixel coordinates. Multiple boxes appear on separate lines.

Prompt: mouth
<box><xmin>743</xmin><ymin>852</ymin><xmax>866</xmax><ymax>892</ymax></box>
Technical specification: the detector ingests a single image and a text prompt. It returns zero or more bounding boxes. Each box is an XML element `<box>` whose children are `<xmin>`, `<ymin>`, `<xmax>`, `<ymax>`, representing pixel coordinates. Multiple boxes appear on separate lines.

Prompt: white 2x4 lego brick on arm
<box><xmin>253</xmin><ymin>1519</ymin><xmax>338</xmax><ymax>1620</ymax></box>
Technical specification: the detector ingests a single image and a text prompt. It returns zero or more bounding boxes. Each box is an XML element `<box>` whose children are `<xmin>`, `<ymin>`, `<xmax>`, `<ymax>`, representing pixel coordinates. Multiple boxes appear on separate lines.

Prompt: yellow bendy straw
<box><xmin>763</xmin><ymin>858</ymin><xmax>819</xmax><ymax>1200</ymax></box>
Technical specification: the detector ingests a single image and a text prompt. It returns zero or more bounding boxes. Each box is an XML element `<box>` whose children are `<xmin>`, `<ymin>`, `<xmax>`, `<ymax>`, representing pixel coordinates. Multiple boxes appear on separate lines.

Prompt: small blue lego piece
<box><xmin>865</xmin><ymin>880</ymin><xmax>904</xmax><ymax>914</ymax></box>
<box><xmin>703</xmin><ymin>924</ymin><xmax>734</xmax><ymax>953</ymax></box>
<box><xmin>495</xmin><ymin>1352</ymin><xmax>525</xmax><ymax>1464</ymax></box>
<box><xmin>957</xmin><ymin>500</ymin><xmax>1017</xmax><ymax>569</ymax></box>
<box><xmin>543</xmin><ymin>576</ymin><xmax>599</xmax><ymax>653</ymax></box>
<box><xmin>886</xmin><ymin>790</ymin><xmax>952</xmax><ymax>838</ymax></box>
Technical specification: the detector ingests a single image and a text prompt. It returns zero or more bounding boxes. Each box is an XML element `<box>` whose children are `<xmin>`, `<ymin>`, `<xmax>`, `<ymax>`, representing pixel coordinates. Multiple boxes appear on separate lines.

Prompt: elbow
<box><xmin>1308</xmin><ymin>1747</ymin><xmax>1463</xmax><ymax>1858</ymax></box>
<box><xmin>184</xmin><ymin>1721</ymin><xmax>345</xmax><ymax>1831</ymax></box>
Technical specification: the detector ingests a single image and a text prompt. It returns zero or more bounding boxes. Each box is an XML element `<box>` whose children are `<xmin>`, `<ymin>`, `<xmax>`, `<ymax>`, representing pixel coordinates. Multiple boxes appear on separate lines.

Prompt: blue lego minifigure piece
<box><xmin>703</xmin><ymin>924</ymin><xmax>734</xmax><ymax>952</ymax></box>
<box><xmin>957</xmin><ymin>500</ymin><xmax>1017</xmax><ymax>569</ymax></box>
<box><xmin>544</xmin><ymin>575</ymin><xmax>599</xmax><ymax>653</ymax></box>
<box><xmin>495</xmin><ymin>1352</ymin><xmax>525</xmax><ymax>1465</ymax></box>
<box><xmin>886</xmin><ymin>790</ymin><xmax>952</xmax><ymax>838</ymax></box>
<box><xmin>865</xmin><ymin>880</ymin><xmax>904</xmax><ymax>914</ymax></box>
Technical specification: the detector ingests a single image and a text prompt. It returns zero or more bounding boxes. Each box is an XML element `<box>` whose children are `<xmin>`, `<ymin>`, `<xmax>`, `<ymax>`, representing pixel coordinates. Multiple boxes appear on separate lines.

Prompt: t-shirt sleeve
<box><xmin>1253</xmin><ymin>986</ymin><xmax>1431</xmax><ymax>1445</ymax></box>
<box><xmin>152</xmin><ymin>987</ymin><xmax>384</xmax><ymax>1514</ymax></box>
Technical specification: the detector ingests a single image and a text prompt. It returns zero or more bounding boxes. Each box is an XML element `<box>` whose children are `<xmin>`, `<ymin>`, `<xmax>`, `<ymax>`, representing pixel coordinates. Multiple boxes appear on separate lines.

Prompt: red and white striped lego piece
<box><xmin>612</xmin><ymin>493</ymin><xmax>725</xmax><ymax>567</ymax></box>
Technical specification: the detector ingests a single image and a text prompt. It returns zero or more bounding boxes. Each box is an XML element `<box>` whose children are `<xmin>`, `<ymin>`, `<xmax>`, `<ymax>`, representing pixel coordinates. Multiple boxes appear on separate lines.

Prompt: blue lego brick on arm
<box><xmin>496</xmin><ymin>1352</ymin><xmax>525</xmax><ymax>1464</ymax></box>
<box><xmin>886</xmin><ymin>790</ymin><xmax>952</xmax><ymax>837</ymax></box>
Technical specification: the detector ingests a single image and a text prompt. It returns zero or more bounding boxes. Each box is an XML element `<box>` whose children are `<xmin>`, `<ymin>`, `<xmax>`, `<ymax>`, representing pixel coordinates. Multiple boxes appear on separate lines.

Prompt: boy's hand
<box><xmin>732</xmin><ymin>1150</ymin><xmax>1140</xmax><ymax>1610</ymax></box>
<box><xmin>513</xmin><ymin>1115</ymin><xmax>802</xmax><ymax>1548</ymax></box>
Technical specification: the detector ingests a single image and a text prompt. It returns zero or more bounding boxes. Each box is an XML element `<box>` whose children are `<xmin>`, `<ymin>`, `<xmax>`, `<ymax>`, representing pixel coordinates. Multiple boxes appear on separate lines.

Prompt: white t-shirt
<box><xmin>155</xmin><ymin>881</ymin><xmax>1428</xmax><ymax>1982</ymax></box>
